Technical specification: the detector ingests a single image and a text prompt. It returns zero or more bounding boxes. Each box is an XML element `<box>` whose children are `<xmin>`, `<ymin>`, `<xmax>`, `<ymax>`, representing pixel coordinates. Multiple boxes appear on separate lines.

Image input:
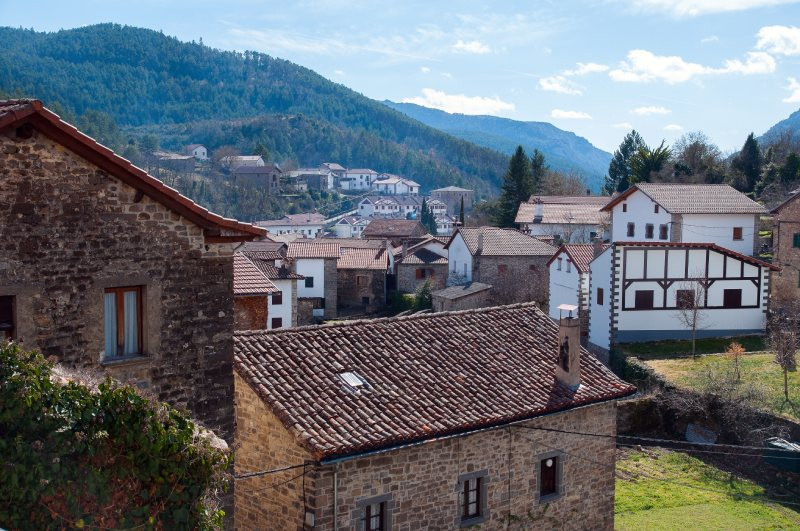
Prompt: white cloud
<box><xmin>664</xmin><ymin>124</ymin><xmax>684</xmax><ymax>131</ymax></box>
<box><xmin>441</xmin><ymin>72</ymin><xmax>453</xmax><ymax>79</ymax></box>
<box><xmin>756</xmin><ymin>25</ymin><xmax>800</xmax><ymax>56</ymax></box>
<box><xmin>610</xmin><ymin>49</ymin><xmax>775</xmax><ymax>84</ymax></box>
<box><xmin>539</xmin><ymin>75</ymin><xmax>583</xmax><ymax>95</ymax></box>
<box><xmin>452</xmin><ymin>39</ymin><xmax>491</xmax><ymax>54</ymax></box>
<box><xmin>550</xmin><ymin>109</ymin><xmax>593</xmax><ymax>120</ymax></box>
<box><xmin>401</xmin><ymin>88</ymin><xmax>515</xmax><ymax>115</ymax></box>
<box><xmin>613</xmin><ymin>122</ymin><xmax>634</xmax><ymax>129</ymax></box>
<box><xmin>701</xmin><ymin>35</ymin><xmax>719</xmax><ymax>44</ymax></box>
<box><xmin>785</xmin><ymin>77</ymin><xmax>800</xmax><ymax>103</ymax></box>
<box><xmin>563</xmin><ymin>62</ymin><xmax>609</xmax><ymax>76</ymax></box>
<box><xmin>420</xmin><ymin>66</ymin><xmax>431</xmax><ymax>73</ymax></box>
<box><xmin>622</xmin><ymin>0</ymin><xmax>799</xmax><ymax>17</ymax></box>
<box><xmin>631</xmin><ymin>105</ymin><xmax>672</xmax><ymax>116</ymax></box>
<box><xmin>333</xmin><ymin>69</ymin><xmax>344</xmax><ymax>76</ymax></box>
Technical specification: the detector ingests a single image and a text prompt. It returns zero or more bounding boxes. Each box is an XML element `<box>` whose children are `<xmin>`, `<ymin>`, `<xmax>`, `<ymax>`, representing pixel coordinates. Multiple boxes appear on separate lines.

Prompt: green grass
<box><xmin>645</xmin><ymin>352</ymin><xmax>800</xmax><ymax>421</ymax></box>
<box><xmin>620</xmin><ymin>335</ymin><xmax>766</xmax><ymax>360</ymax></box>
<box><xmin>616</xmin><ymin>449</ymin><xmax>800</xmax><ymax>530</ymax></box>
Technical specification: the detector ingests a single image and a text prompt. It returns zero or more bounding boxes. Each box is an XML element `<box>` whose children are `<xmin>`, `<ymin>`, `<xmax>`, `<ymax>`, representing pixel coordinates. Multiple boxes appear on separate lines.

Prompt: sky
<box><xmin>2</xmin><ymin>0</ymin><xmax>800</xmax><ymax>153</ymax></box>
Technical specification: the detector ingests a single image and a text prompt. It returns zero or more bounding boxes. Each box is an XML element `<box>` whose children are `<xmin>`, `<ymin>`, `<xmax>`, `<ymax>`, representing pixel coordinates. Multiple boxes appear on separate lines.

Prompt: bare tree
<box><xmin>674</xmin><ymin>276</ymin><xmax>709</xmax><ymax>358</ymax></box>
<box><xmin>769</xmin><ymin>301</ymin><xmax>799</xmax><ymax>414</ymax></box>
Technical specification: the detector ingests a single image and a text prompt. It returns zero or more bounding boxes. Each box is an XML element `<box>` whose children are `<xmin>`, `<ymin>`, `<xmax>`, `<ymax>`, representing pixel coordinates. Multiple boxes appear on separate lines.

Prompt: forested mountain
<box><xmin>0</xmin><ymin>24</ymin><xmax>507</xmax><ymax>195</ymax></box>
<box><xmin>383</xmin><ymin>101</ymin><xmax>612</xmax><ymax>191</ymax></box>
<box><xmin>761</xmin><ymin>107</ymin><xmax>800</xmax><ymax>144</ymax></box>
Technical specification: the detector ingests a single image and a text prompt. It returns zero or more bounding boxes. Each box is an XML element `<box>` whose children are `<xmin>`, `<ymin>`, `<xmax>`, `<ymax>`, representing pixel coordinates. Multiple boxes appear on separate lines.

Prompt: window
<box><xmin>794</xmin><ymin>233</ymin><xmax>800</xmax><ymax>248</ymax></box>
<box><xmin>596</xmin><ymin>288</ymin><xmax>604</xmax><ymax>306</ymax></box>
<box><xmin>415</xmin><ymin>268</ymin><xmax>427</xmax><ymax>279</ymax></box>
<box><xmin>557</xmin><ymin>257</ymin><xmax>563</xmax><ymax>271</ymax></box>
<box><xmin>676</xmin><ymin>289</ymin><xmax>695</xmax><ymax>309</ymax></box>
<box><xmin>272</xmin><ymin>291</ymin><xmax>283</xmax><ymax>305</ymax></box>
<box><xmin>365</xmin><ymin>502</ymin><xmax>385</xmax><ymax>531</ymax></box>
<box><xmin>627</xmin><ymin>223</ymin><xmax>635</xmax><ymax>237</ymax></box>
<box><xmin>305</xmin><ymin>277</ymin><xmax>314</xmax><ymax>288</ymax></box>
<box><xmin>733</xmin><ymin>227</ymin><xmax>743</xmax><ymax>241</ymax></box>
<box><xmin>271</xmin><ymin>317</ymin><xmax>283</xmax><ymax>329</ymax></box>
<box><xmin>566</xmin><ymin>260</ymin><xmax>571</xmax><ymax>273</ymax></box>
<box><xmin>537</xmin><ymin>452</ymin><xmax>564</xmax><ymax>502</ymax></box>
<box><xmin>659</xmin><ymin>224</ymin><xmax>668</xmax><ymax>240</ymax></box>
<box><xmin>362</xmin><ymin>296</ymin><xmax>370</xmax><ymax>305</ymax></box>
<box><xmin>104</xmin><ymin>286</ymin><xmax>143</xmax><ymax>358</ymax></box>
<box><xmin>498</xmin><ymin>264</ymin><xmax>508</xmax><ymax>275</ymax></box>
<box><xmin>723</xmin><ymin>289</ymin><xmax>742</xmax><ymax>308</ymax></box>
<box><xmin>654</xmin><ymin>204</ymin><xmax>660</xmax><ymax>213</ymax></box>
<box><xmin>645</xmin><ymin>224</ymin><xmax>654</xmax><ymax>239</ymax></box>
<box><xmin>622</xmin><ymin>203</ymin><xmax>627</xmax><ymax>212</ymax></box>
<box><xmin>357</xmin><ymin>275</ymin><xmax>369</xmax><ymax>287</ymax></box>
<box><xmin>0</xmin><ymin>295</ymin><xmax>14</xmax><ymax>340</ymax></box>
<box><xmin>462</xmin><ymin>476</ymin><xmax>481</xmax><ymax>519</ymax></box>
<box><xmin>634</xmin><ymin>290</ymin><xmax>654</xmax><ymax>310</ymax></box>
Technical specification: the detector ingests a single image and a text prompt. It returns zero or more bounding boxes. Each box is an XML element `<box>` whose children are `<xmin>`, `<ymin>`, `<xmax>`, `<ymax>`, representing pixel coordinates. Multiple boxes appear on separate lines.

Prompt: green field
<box><xmin>615</xmin><ymin>449</ymin><xmax>800</xmax><ymax>530</ymax></box>
<box><xmin>619</xmin><ymin>335</ymin><xmax>766</xmax><ymax>360</ymax></box>
<box><xmin>645</xmin><ymin>352</ymin><xmax>800</xmax><ymax>421</ymax></box>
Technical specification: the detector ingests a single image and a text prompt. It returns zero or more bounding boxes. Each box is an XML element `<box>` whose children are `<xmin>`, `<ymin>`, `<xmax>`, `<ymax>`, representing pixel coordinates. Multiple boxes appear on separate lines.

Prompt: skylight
<box><xmin>339</xmin><ymin>371</ymin><xmax>368</xmax><ymax>390</ymax></box>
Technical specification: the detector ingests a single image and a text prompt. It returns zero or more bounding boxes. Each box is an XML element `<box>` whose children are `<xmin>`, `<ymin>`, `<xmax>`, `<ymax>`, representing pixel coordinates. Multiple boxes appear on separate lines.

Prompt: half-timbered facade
<box><xmin>588</xmin><ymin>242</ymin><xmax>777</xmax><ymax>353</ymax></box>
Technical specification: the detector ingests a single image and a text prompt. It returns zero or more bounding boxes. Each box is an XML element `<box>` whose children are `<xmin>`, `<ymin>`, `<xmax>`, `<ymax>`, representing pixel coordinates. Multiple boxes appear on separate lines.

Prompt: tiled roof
<box><xmin>0</xmin><ymin>100</ymin><xmax>265</xmax><ymax>240</ymax></box>
<box><xmin>448</xmin><ymin>227</ymin><xmax>557</xmax><ymax>256</ymax></box>
<box><xmin>321</xmin><ymin>162</ymin><xmax>346</xmax><ymax>171</ymax></box>
<box><xmin>361</xmin><ymin>195</ymin><xmax>422</xmax><ymax>207</ymax></box>
<box><xmin>431</xmin><ymin>282</ymin><xmax>492</xmax><ymax>299</ymax></box>
<box><xmin>287</xmin><ymin>241</ymin><xmax>341</xmax><ymax>259</ymax></box>
<box><xmin>335</xmin><ymin>238</ymin><xmax>386</xmax><ymax>249</ymax></box>
<box><xmin>515</xmin><ymin>202</ymin><xmax>609</xmax><ymax>225</ymax></box>
<box><xmin>399</xmin><ymin>248</ymin><xmax>448</xmax><ymax>265</ymax></box>
<box><xmin>234</xmin><ymin>303</ymin><xmax>636</xmax><ymax>460</ymax></box>
<box><xmin>432</xmin><ymin>186</ymin><xmax>473</xmax><ymax>192</ymax></box>
<box><xmin>602</xmin><ymin>183</ymin><xmax>766</xmax><ymax>214</ymax></box>
<box><xmin>257</xmin><ymin>213</ymin><xmax>326</xmax><ymax>227</ymax></box>
<box><xmin>337</xmin><ymin>247</ymin><xmax>389</xmax><ymax>270</ymax></box>
<box><xmin>249</xmin><ymin>260</ymin><xmax>305</xmax><ymax>280</ymax></box>
<box><xmin>547</xmin><ymin>243</ymin><xmax>608</xmax><ymax>273</ymax></box>
<box><xmin>527</xmin><ymin>195</ymin><xmax>609</xmax><ymax>205</ymax></box>
<box><xmin>362</xmin><ymin>219</ymin><xmax>427</xmax><ymax>239</ymax></box>
<box><xmin>233</xmin><ymin>163</ymin><xmax>282</xmax><ymax>174</ymax></box>
<box><xmin>347</xmin><ymin>168</ymin><xmax>378</xmax><ymax>174</ymax></box>
<box><xmin>770</xmin><ymin>190</ymin><xmax>800</xmax><ymax>214</ymax></box>
<box><xmin>233</xmin><ymin>253</ymin><xmax>278</xmax><ymax>295</ymax></box>
<box><xmin>612</xmin><ymin>241</ymin><xmax>780</xmax><ymax>270</ymax></box>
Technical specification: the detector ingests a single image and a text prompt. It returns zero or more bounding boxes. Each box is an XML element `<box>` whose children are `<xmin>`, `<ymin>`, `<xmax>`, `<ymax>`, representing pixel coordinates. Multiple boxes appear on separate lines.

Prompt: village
<box><xmin>1</xmin><ymin>98</ymin><xmax>798</xmax><ymax>530</ymax></box>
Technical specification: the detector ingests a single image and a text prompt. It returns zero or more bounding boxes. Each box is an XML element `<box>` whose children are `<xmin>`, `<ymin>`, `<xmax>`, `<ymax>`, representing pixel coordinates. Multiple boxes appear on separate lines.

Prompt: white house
<box><xmin>602</xmin><ymin>183</ymin><xmax>766</xmax><ymax>256</ymax></box>
<box><xmin>256</xmin><ymin>213</ymin><xmax>327</xmax><ymax>238</ymax></box>
<box><xmin>341</xmin><ymin>168</ymin><xmax>378</xmax><ymax>191</ymax></box>
<box><xmin>334</xmin><ymin>216</ymin><xmax>370</xmax><ymax>238</ymax></box>
<box><xmin>587</xmin><ymin>241</ymin><xmax>777</xmax><ymax>354</ymax></box>
<box><xmin>547</xmin><ymin>243</ymin><xmax>606</xmax><ymax>322</ymax></box>
<box><xmin>428</xmin><ymin>198</ymin><xmax>448</xmax><ymax>217</ymax></box>
<box><xmin>184</xmin><ymin>144</ymin><xmax>208</xmax><ymax>160</ymax></box>
<box><xmin>357</xmin><ymin>195</ymin><xmax>423</xmax><ymax>219</ymax></box>
<box><xmin>435</xmin><ymin>214</ymin><xmax>457</xmax><ymax>236</ymax></box>
<box><xmin>516</xmin><ymin>195</ymin><xmax>610</xmax><ymax>243</ymax></box>
<box><xmin>287</xmin><ymin>240</ymin><xmax>341</xmax><ymax>319</ymax></box>
<box><xmin>288</xmin><ymin>168</ymin><xmax>334</xmax><ymax>190</ymax></box>
<box><xmin>372</xmin><ymin>174</ymin><xmax>421</xmax><ymax>195</ymax></box>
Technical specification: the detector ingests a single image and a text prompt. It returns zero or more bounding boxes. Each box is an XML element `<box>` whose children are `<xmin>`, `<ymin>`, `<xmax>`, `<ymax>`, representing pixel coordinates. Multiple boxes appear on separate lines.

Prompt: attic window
<box><xmin>339</xmin><ymin>371</ymin><xmax>369</xmax><ymax>390</ymax></box>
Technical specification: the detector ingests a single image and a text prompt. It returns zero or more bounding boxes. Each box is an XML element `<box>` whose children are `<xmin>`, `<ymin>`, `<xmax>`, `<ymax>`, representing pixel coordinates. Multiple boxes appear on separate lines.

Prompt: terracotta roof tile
<box><xmin>249</xmin><ymin>259</ymin><xmax>305</xmax><ymax>280</ymax></box>
<box><xmin>515</xmin><ymin>202</ymin><xmax>609</xmax><ymax>225</ymax></box>
<box><xmin>233</xmin><ymin>253</ymin><xmax>278</xmax><ymax>295</ymax></box>
<box><xmin>287</xmin><ymin>241</ymin><xmax>341</xmax><ymax>259</ymax></box>
<box><xmin>234</xmin><ymin>303</ymin><xmax>636</xmax><ymax>460</ymax></box>
<box><xmin>399</xmin><ymin>248</ymin><xmax>448</xmax><ymax>265</ymax></box>
<box><xmin>548</xmin><ymin>243</ymin><xmax>608</xmax><ymax>273</ymax></box>
<box><xmin>603</xmin><ymin>183</ymin><xmax>766</xmax><ymax>214</ymax></box>
<box><xmin>448</xmin><ymin>227</ymin><xmax>557</xmax><ymax>256</ymax></box>
<box><xmin>337</xmin><ymin>247</ymin><xmax>389</xmax><ymax>270</ymax></box>
<box><xmin>362</xmin><ymin>219</ymin><xmax>427</xmax><ymax>239</ymax></box>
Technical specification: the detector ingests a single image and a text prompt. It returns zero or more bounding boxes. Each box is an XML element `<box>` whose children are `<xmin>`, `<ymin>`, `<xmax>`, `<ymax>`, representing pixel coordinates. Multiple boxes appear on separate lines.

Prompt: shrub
<box><xmin>0</xmin><ymin>342</ymin><xmax>230</xmax><ymax>529</ymax></box>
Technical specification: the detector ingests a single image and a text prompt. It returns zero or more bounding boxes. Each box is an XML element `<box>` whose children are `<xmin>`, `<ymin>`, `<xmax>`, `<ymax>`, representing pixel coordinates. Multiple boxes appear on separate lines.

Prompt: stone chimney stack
<box><xmin>477</xmin><ymin>232</ymin><xmax>484</xmax><ymax>255</ymax></box>
<box><xmin>555</xmin><ymin>304</ymin><xmax>581</xmax><ymax>390</ymax></box>
<box><xmin>593</xmin><ymin>237</ymin><xmax>604</xmax><ymax>258</ymax></box>
<box><xmin>533</xmin><ymin>198</ymin><xmax>543</xmax><ymax>223</ymax></box>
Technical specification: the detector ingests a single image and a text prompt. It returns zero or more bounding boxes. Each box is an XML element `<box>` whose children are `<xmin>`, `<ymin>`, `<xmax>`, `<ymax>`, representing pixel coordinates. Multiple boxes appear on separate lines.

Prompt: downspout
<box><xmin>333</xmin><ymin>463</ymin><xmax>339</xmax><ymax>531</ymax></box>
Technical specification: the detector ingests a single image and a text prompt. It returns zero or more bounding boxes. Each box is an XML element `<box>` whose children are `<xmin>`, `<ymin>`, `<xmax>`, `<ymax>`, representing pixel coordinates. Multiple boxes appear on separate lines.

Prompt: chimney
<box><xmin>555</xmin><ymin>304</ymin><xmax>581</xmax><ymax>390</ymax></box>
<box><xmin>533</xmin><ymin>198</ymin><xmax>543</xmax><ymax>223</ymax></box>
<box><xmin>593</xmin><ymin>237</ymin><xmax>604</xmax><ymax>258</ymax></box>
<box><xmin>401</xmin><ymin>241</ymin><xmax>408</xmax><ymax>259</ymax></box>
<box><xmin>477</xmin><ymin>232</ymin><xmax>484</xmax><ymax>255</ymax></box>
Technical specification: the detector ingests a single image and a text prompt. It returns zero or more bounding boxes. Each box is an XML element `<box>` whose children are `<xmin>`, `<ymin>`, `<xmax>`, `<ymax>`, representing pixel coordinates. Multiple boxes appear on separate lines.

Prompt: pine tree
<box><xmin>459</xmin><ymin>196</ymin><xmax>465</xmax><ymax>226</ymax></box>
<box><xmin>494</xmin><ymin>145</ymin><xmax>532</xmax><ymax>228</ymax></box>
<box><xmin>731</xmin><ymin>133</ymin><xmax>762</xmax><ymax>193</ymax></box>
<box><xmin>530</xmin><ymin>149</ymin><xmax>546</xmax><ymax>194</ymax></box>
<box><xmin>604</xmin><ymin>130</ymin><xmax>645</xmax><ymax>194</ymax></box>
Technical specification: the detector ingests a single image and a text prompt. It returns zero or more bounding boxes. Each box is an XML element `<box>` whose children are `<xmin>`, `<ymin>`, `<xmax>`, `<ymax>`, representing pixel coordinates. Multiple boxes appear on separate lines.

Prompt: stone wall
<box><xmin>431</xmin><ymin>189</ymin><xmax>474</xmax><ymax>214</ymax></box>
<box><xmin>323</xmin><ymin>258</ymin><xmax>338</xmax><ymax>319</ymax></box>
<box><xmin>337</xmin><ymin>269</ymin><xmax>386</xmax><ymax>313</ymax></box>
<box><xmin>296</xmin><ymin>297</ymin><xmax>321</xmax><ymax>326</ymax></box>
<box><xmin>432</xmin><ymin>288</ymin><xmax>491</xmax><ymax>312</ymax></box>
<box><xmin>474</xmin><ymin>255</ymin><xmax>550</xmax><ymax>306</ymax></box>
<box><xmin>233</xmin><ymin>372</ymin><xmax>315</xmax><ymax>529</ymax></box>
<box><xmin>234</xmin><ymin>296</ymin><xmax>268</xmax><ymax>330</ymax></box>
<box><xmin>397</xmin><ymin>263</ymin><xmax>448</xmax><ymax>294</ymax></box>
<box><xmin>0</xmin><ymin>130</ymin><xmax>237</xmax><ymax>442</ymax></box>
<box><xmin>772</xmin><ymin>200</ymin><xmax>800</xmax><ymax>302</ymax></box>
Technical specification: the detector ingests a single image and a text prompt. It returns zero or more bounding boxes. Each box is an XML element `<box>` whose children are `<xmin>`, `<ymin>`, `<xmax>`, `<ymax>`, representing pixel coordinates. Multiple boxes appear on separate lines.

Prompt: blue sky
<box><xmin>2</xmin><ymin>0</ymin><xmax>800</xmax><ymax>153</ymax></box>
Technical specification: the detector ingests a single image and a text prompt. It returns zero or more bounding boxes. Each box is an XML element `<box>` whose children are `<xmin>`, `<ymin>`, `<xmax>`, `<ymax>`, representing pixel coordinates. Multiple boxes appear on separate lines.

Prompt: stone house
<box><xmin>431</xmin><ymin>185</ymin><xmax>474</xmax><ymax>214</ymax></box>
<box><xmin>362</xmin><ymin>219</ymin><xmax>428</xmax><ymax>246</ymax></box>
<box><xmin>287</xmin><ymin>240</ymin><xmax>340</xmax><ymax>323</ymax></box>
<box><xmin>232</xmin><ymin>163</ymin><xmax>282</xmax><ymax>195</ymax></box>
<box><xmin>233</xmin><ymin>303</ymin><xmax>636</xmax><ymax>529</ymax></box>
<box><xmin>446</xmin><ymin>227</ymin><xmax>557</xmax><ymax>306</ymax></box>
<box><xmin>516</xmin><ymin>195</ymin><xmax>610</xmax><ymax>244</ymax></box>
<box><xmin>222</xmin><ymin>155</ymin><xmax>265</xmax><ymax>169</ymax></box>
<box><xmin>431</xmin><ymin>281</ymin><xmax>492</xmax><ymax>312</ymax></box>
<box><xmin>256</xmin><ymin>212</ymin><xmax>326</xmax><ymax>238</ymax></box>
<box><xmin>336</xmin><ymin>246</ymin><xmax>390</xmax><ymax>313</ymax></box>
<box><xmin>233</xmin><ymin>252</ymin><xmax>278</xmax><ymax>330</ymax></box>
<box><xmin>237</xmin><ymin>241</ymin><xmax>303</xmax><ymax>330</ymax></box>
<box><xmin>396</xmin><ymin>237</ymin><xmax>449</xmax><ymax>293</ymax></box>
<box><xmin>0</xmin><ymin>99</ymin><xmax>265</xmax><ymax>442</ymax></box>
<box><xmin>770</xmin><ymin>191</ymin><xmax>800</xmax><ymax>303</ymax></box>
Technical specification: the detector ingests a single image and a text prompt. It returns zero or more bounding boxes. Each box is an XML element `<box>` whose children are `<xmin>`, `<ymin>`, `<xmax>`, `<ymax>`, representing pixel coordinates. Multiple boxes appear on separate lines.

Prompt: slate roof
<box><xmin>337</xmin><ymin>247</ymin><xmax>389</xmax><ymax>270</ymax></box>
<box><xmin>431</xmin><ymin>282</ymin><xmax>493</xmax><ymax>300</ymax></box>
<box><xmin>287</xmin><ymin>241</ymin><xmax>341</xmax><ymax>259</ymax></box>
<box><xmin>515</xmin><ymin>202</ymin><xmax>609</xmax><ymax>225</ymax></box>
<box><xmin>399</xmin><ymin>248</ymin><xmax>448</xmax><ymax>265</ymax></box>
<box><xmin>233</xmin><ymin>253</ymin><xmax>278</xmax><ymax>295</ymax></box>
<box><xmin>234</xmin><ymin>302</ymin><xmax>636</xmax><ymax>460</ymax></box>
<box><xmin>362</xmin><ymin>219</ymin><xmax>427</xmax><ymax>239</ymax></box>
<box><xmin>602</xmin><ymin>183</ymin><xmax>766</xmax><ymax>214</ymax></box>
<box><xmin>547</xmin><ymin>244</ymin><xmax>608</xmax><ymax>273</ymax></box>
<box><xmin>448</xmin><ymin>227</ymin><xmax>557</xmax><ymax>256</ymax></box>
<box><xmin>0</xmin><ymin>100</ymin><xmax>265</xmax><ymax>240</ymax></box>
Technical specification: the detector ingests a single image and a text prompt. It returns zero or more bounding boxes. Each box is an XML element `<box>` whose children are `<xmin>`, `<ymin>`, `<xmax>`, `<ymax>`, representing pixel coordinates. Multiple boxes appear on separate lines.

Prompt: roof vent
<box><xmin>339</xmin><ymin>371</ymin><xmax>369</xmax><ymax>391</ymax></box>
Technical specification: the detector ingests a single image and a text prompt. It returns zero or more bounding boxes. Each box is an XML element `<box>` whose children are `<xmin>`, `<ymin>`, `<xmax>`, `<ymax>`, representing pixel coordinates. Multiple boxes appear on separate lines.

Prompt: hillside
<box><xmin>761</xmin><ymin>107</ymin><xmax>800</xmax><ymax>144</ymax></box>
<box><xmin>0</xmin><ymin>24</ymin><xmax>507</xmax><ymax>196</ymax></box>
<box><xmin>384</xmin><ymin>101</ymin><xmax>612</xmax><ymax>191</ymax></box>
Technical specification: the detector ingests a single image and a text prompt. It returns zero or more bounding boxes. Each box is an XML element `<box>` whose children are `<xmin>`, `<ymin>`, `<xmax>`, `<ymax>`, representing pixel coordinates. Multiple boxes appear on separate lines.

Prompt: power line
<box><xmin>234</xmin><ymin>462</ymin><xmax>309</xmax><ymax>480</ymax></box>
